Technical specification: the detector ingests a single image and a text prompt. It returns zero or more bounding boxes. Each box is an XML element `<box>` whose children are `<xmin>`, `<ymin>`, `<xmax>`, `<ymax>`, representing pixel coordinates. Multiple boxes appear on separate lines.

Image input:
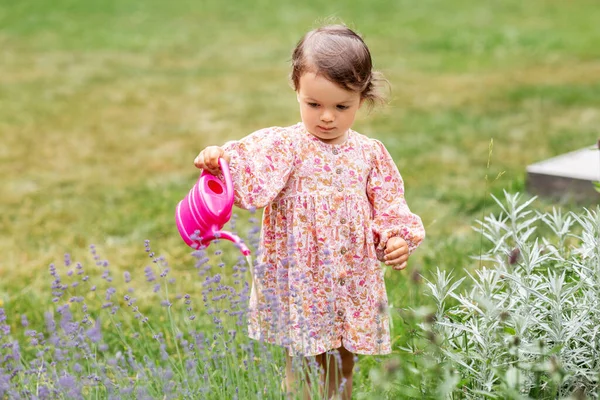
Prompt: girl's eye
<box><xmin>308</xmin><ymin>102</ymin><xmax>319</xmax><ymax>108</ymax></box>
<box><xmin>337</xmin><ymin>105</ymin><xmax>349</xmax><ymax>111</ymax></box>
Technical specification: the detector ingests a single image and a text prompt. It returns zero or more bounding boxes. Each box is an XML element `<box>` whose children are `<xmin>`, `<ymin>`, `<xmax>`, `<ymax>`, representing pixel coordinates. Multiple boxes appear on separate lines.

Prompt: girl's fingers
<box><xmin>385</xmin><ymin>253</ymin><xmax>408</xmax><ymax>266</ymax></box>
<box><xmin>205</xmin><ymin>147</ymin><xmax>221</xmax><ymax>170</ymax></box>
<box><xmin>194</xmin><ymin>146</ymin><xmax>228</xmax><ymax>174</ymax></box>
<box><xmin>384</xmin><ymin>247</ymin><xmax>408</xmax><ymax>262</ymax></box>
<box><xmin>393</xmin><ymin>262</ymin><xmax>408</xmax><ymax>271</ymax></box>
<box><xmin>384</xmin><ymin>239</ymin><xmax>408</xmax><ymax>255</ymax></box>
<box><xmin>194</xmin><ymin>152</ymin><xmax>205</xmax><ymax>169</ymax></box>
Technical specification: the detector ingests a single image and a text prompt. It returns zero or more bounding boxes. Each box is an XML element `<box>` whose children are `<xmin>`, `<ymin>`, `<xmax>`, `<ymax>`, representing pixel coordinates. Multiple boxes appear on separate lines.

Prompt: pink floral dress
<box><xmin>223</xmin><ymin>123</ymin><xmax>425</xmax><ymax>356</ymax></box>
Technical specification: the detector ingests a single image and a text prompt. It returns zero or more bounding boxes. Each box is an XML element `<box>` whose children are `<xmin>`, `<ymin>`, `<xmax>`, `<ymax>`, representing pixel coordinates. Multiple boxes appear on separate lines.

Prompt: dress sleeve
<box><xmin>366</xmin><ymin>139</ymin><xmax>425</xmax><ymax>260</ymax></box>
<box><xmin>221</xmin><ymin>127</ymin><xmax>295</xmax><ymax>209</ymax></box>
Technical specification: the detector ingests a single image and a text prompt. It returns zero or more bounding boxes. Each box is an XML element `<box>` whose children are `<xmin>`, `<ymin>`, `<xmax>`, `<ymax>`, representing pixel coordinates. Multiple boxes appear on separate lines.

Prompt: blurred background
<box><xmin>1</xmin><ymin>0</ymin><xmax>599</xmax><ymax>353</ymax></box>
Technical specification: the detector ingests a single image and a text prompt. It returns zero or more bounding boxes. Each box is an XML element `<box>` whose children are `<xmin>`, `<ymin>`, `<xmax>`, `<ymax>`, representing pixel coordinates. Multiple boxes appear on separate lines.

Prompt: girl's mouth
<box><xmin>318</xmin><ymin>126</ymin><xmax>335</xmax><ymax>132</ymax></box>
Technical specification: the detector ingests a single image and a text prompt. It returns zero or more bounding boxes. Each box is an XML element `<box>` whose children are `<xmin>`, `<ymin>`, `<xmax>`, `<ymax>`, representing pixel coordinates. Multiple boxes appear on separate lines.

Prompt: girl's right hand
<box><xmin>193</xmin><ymin>146</ymin><xmax>230</xmax><ymax>175</ymax></box>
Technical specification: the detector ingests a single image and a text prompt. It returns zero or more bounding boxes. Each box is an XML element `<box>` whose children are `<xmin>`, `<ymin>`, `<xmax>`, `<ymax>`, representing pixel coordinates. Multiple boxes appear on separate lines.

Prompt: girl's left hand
<box><xmin>384</xmin><ymin>237</ymin><xmax>409</xmax><ymax>270</ymax></box>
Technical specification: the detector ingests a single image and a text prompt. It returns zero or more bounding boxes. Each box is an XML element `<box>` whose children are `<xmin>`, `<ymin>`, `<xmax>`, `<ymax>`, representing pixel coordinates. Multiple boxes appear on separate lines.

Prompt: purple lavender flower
<box><xmin>160</xmin><ymin>344</ymin><xmax>169</xmax><ymax>361</ymax></box>
<box><xmin>37</xmin><ymin>384</ymin><xmax>50</xmax><ymax>399</ymax></box>
<box><xmin>58</xmin><ymin>373</ymin><xmax>81</xmax><ymax>398</ymax></box>
<box><xmin>105</xmin><ymin>287</ymin><xmax>116</xmax><ymax>301</ymax></box>
<box><xmin>144</xmin><ymin>266</ymin><xmax>156</xmax><ymax>282</ymax></box>
<box><xmin>85</xmin><ymin>319</ymin><xmax>102</xmax><ymax>343</ymax></box>
<box><xmin>44</xmin><ymin>312</ymin><xmax>56</xmax><ymax>333</ymax></box>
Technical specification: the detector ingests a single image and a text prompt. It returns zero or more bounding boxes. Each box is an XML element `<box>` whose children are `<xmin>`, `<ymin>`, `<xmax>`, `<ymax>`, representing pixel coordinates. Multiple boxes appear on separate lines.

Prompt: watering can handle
<box><xmin>219</xmin><ymin>157</ymin><xmax>234</xmax><ymax>211</ymax></box>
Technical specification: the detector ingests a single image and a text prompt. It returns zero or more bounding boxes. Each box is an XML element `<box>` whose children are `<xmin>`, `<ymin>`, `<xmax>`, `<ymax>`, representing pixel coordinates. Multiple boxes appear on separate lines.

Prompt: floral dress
<box><xmin>222</xmin><ymin>122</ymin><xmax>425</xmax><ymax>356</ymax></box>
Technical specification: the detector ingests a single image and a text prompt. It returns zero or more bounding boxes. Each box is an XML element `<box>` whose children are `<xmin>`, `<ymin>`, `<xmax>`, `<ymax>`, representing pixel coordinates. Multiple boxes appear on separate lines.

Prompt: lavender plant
<box><xmin>0</xmin><ymin>213</ymin><xmax>325</xmax><ymax>399</ymax></box>
<box><xmin>424</xmin><ymin>191</ymin><xmax>600</xmax><ymax>398</ymax></box>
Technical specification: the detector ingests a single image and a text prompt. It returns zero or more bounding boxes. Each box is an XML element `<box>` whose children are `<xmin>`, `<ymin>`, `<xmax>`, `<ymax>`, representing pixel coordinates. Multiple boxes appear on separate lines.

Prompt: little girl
<box><xmin>194</xmin><ymin>24</ymin><xmax>425</xmax><ymax>399</ymax></box>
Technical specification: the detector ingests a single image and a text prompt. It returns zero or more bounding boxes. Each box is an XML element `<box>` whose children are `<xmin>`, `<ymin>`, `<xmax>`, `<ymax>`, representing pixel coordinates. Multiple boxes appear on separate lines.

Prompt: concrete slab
<box><xmin>526</xmin><ymin>145</ymin><xmax>600</xmax><ymax>204</ymax></box>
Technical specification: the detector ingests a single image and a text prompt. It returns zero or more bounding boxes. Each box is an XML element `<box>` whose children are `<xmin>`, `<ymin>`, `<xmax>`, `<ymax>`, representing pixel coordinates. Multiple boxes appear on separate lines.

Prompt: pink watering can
<box><xmin>175</xmin><ymin>158</ymin><xmax>250</xmax><ymax>256</ymax></box>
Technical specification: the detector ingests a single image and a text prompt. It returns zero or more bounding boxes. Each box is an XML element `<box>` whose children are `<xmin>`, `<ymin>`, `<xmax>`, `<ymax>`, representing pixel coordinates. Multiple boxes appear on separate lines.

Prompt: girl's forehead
<box><xmin>298</xmin><ymin>72</ymin><xmax>360</xmax><ymax>102</ymax></box>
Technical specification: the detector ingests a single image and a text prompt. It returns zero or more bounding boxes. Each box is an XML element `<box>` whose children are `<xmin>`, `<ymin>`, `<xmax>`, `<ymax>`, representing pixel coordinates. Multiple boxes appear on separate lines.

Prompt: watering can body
<box><xmin>175</xmin><ymin>158</ymin><xmax>250</xmax><ymax>255</ymax></box>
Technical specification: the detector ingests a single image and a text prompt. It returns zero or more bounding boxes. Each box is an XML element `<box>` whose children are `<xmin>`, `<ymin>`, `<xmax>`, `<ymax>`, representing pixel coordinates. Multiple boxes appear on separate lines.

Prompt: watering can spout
<box><xmin>213</xmin><ymin>231</ymin><xmax>251</xmax><ymax>256</ymax></box>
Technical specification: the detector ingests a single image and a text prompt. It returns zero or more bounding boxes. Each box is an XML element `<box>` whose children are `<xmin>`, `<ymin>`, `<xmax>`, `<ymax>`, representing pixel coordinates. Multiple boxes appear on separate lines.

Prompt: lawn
<box><xmin>1</xmin><ymin>0</ymin><xmax>599</xmax><ymax>397</ymax></box>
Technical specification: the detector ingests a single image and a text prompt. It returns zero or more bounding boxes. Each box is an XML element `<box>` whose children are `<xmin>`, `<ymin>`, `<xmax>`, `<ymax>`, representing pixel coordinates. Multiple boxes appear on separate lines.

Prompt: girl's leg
<box><xmin>316</xmin><ymin>346</ymin><xmax>355</xmax><ymax>400</ymax></box>
<box><xmin>284</xmin><ymin>353</ymin><xmax>313</xmax><ymax>399</ymax></box>
<box><xmin>284</xmin><ymin>353</ymin><xmax>296</xmax><ymax>395</ymax></box>
<box><xmin>285</xmin><ymin>347</ymin><xmax>355</xmax><ymax>399</ymax></box>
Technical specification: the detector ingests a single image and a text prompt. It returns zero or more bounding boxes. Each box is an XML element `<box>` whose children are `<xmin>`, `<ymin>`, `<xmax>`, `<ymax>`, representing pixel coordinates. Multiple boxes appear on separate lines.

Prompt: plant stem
<box><xmin>479</xmin><ymin>139</ymin><xmax>495</xmax><ymax>270</ymax></box>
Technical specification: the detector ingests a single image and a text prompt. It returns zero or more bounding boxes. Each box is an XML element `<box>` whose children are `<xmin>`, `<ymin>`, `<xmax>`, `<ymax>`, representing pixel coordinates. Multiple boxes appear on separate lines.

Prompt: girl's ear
<box><xmin>296</xmin><ymin>92</ymin><xmax>301</xmax><ymax>103</ymax></box>
<box><xmin>359</xmin><ymin>98</ymin><xmax>365</xmax><ymax>108</ymax></box>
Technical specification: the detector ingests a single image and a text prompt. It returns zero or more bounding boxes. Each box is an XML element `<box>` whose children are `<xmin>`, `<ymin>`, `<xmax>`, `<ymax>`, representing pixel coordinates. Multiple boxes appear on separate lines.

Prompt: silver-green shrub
<box><xmin>425</xmin><ymin>192</ymin><xmax>600</xmax><ymax>399</ymax></box>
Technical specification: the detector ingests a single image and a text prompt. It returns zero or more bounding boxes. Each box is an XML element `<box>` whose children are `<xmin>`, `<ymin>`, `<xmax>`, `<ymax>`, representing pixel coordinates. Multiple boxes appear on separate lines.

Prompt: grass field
<box><xmin>1</xmin><ymin>0</ymin><xmax>599</xmax><ymax>397</ymax></box>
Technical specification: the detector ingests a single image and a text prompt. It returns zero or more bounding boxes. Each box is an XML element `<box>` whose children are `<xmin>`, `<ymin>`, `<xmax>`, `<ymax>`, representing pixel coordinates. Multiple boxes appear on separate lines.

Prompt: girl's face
<box><xmin>296</xmin><ymin>72</ymin><xmax>363</xmax><ymax>145</ymax></box>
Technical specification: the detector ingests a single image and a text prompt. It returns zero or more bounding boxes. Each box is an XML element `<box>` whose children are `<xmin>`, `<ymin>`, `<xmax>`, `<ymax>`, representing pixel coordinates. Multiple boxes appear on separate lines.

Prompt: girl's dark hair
<box><xmin>291</xmin><ymin>24</ymin><xmax>388</xmax><ymax>107</ymax></box>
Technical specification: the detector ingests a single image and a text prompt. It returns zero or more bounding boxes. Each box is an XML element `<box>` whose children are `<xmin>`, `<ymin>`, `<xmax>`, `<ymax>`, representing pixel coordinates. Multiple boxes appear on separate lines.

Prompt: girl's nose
<box><xmin>320</xmin><ymin>109</ymin><xmax>335</xmax><ymax>122</ymax></box>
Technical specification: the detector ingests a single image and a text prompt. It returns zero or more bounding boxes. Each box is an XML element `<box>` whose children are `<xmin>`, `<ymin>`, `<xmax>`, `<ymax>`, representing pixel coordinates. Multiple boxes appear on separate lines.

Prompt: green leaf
<box><xmin>503</xmin><ymin>327</ymin><xmax>516</xmax><ymax>335</ymax></box>
<box><xmin>593</xmin><ymin>181</ymin><xmax>600</xmax><ymax>193</ymax></box>
<box><xmin>547</xmin><ymin>344</ymin><xmax>564</xmax><ymax>355</ymax></box>
<box><xmin>470</xmin><ymin>389</ymin><xmax>502</xmax><ymax>399</ymax></box>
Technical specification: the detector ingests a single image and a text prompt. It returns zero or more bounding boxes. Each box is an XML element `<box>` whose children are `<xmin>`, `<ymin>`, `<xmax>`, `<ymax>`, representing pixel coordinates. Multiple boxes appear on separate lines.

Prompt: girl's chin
<box><xmin>309</xmin><ymin>131</ymin><xmax>347</xmax><ymax>144</ymax></box>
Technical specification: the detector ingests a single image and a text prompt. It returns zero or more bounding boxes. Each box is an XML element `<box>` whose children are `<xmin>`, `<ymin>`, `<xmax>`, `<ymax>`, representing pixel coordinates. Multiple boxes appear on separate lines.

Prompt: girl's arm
<box><xmin>366</xmin><ymin>140</ymin><xmax>425</xmax><ymax>262</ymax></box>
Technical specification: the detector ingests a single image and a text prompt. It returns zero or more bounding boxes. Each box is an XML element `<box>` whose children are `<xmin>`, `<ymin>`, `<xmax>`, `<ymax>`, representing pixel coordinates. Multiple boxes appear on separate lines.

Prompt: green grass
<box><xmin>1</xmin><ymin>0</ymin><xmax>599</xmax><ymax>397</ymax></box>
